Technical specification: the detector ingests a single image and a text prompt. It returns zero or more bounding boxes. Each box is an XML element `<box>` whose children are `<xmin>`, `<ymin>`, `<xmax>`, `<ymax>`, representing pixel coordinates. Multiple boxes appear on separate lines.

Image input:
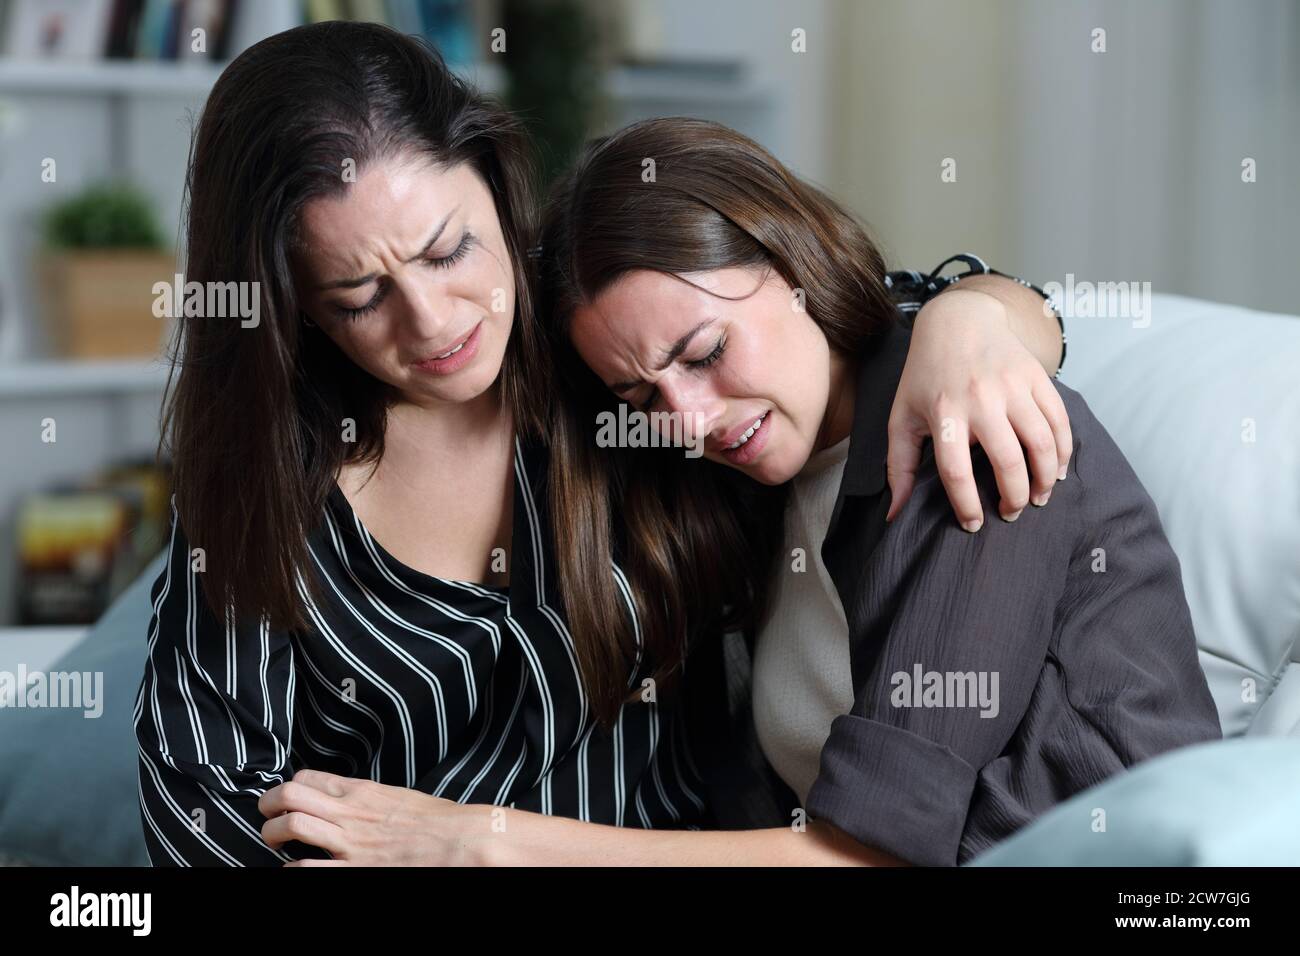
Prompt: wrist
<box><xmin>917</xmin><ymin>285</ymin><xmax>1010</xmax><ymax>330</ymax></box>
<box><xmin>471</xmin><ymin>806</ymin><xmax>547</xmax><ymax>866</ymax></box>
<box><xmin>438</xmin><ymin>802</ymin><xmax>516</xmax><ymax>866</ymax></box>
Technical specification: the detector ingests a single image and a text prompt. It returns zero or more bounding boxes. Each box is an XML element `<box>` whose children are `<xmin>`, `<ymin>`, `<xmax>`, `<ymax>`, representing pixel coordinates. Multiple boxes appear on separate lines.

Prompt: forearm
<box><xmin>477</xmin><ymin>811</ymin><xmax>907</xmax><ymax>866</ymax></box>
<box><xmin>942</xmin><ymin>274</ymin><xmax>1063</xmax><ymax>375</ymax></box>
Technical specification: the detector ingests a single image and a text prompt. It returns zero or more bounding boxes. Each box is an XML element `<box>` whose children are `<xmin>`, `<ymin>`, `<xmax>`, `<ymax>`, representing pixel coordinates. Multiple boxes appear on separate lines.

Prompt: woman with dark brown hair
<box><xmin>138</xmin><ymin>21</ymin><xmax>1083</xmax><ymax>866</ymax></box>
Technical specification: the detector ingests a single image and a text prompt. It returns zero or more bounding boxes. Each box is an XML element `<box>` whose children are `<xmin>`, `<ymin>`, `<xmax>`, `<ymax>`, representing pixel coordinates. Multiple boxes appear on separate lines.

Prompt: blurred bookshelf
<box><xmin>0</xmin><ymin>0</ymin><xmax>774</xmax><ymax>631</ymax></box>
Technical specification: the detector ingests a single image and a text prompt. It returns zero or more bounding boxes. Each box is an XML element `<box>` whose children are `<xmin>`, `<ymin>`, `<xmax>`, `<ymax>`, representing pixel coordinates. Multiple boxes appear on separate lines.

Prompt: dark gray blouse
<box><xmin>688</xmin><ymin>262</ymin><xmax>1222</xmax><ymax>865</ymax></box>
<box><xmin>805</xmin><ymin>317</ymin><xmax>1222</xmax><ymax>864</ymax></box>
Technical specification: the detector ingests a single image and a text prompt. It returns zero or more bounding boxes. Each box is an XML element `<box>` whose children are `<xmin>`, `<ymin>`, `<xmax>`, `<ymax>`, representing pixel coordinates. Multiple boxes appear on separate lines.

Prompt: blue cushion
<box><xmin>0</xmin><ymin>554</ymin><xmax>162</xmax><ymax>866</ymax></box>
<box><xmin>967</xmin><ymin>737</ymin><xmax>1300</xmax><ymax>865</ymax></box>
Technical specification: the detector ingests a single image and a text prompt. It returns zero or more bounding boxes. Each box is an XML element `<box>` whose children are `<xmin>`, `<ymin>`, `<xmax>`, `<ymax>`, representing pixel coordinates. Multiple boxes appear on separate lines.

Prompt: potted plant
<box><xmin>38</xmin><ymin>183</ymin><xmax>175</xmax><ymax>359</ymax></box>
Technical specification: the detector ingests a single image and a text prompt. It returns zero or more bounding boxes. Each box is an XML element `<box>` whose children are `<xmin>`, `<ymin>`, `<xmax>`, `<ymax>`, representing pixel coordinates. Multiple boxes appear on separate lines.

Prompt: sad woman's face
<box><xmin>569</xmin><ymin>266</ymin><xmax>847</xmax><ymax>485</ymax></box>
<box><xmin>293</xmin><ymin>156</ymin><xmax>515</xmax><ymax>409</ymax></box>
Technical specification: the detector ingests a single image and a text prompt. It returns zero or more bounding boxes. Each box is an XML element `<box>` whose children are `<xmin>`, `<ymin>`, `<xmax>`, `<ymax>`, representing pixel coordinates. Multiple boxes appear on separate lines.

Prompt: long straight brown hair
<box><xmin>162</xmin><ymin>22</ymin><xmax>545</xmax><ymax>635</ymax></box>
<box><xmin>538</xmin><ymin>118</ymin><xmax>900</xmax><ymax>725</ymax></box>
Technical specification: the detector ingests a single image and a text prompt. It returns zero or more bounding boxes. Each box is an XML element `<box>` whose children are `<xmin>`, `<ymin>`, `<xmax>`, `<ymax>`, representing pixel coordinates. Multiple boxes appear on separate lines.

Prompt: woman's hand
<box><xmin>259</xmin><ymin>769</ymin><xmax>499</xmax><ymax>866</ymax></box>
<box><xmin>258</xmin><ymin>769</ymin><xmax>914</xmax><ymax>866</ymax></box>
<box><xmin>888</xmin><ymin>287</ymin><xmax>1071</xmax><ymax>530</ymax></box>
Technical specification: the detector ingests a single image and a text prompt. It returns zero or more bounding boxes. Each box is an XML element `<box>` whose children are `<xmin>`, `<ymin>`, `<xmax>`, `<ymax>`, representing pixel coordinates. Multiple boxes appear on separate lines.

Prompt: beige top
<box><xmin>752</xmin><ymin>436</ymin><xmax>855</xmax><ymax>806</ymax></box>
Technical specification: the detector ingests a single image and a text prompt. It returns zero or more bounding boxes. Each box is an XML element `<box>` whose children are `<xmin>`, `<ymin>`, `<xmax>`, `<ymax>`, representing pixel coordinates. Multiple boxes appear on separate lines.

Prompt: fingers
<box><xmin>886</xmin><ymin>374</ymin><xmax>1075</xmax><ymax>530</ymax></box>
<box><xmin>261</xmin><ymin>809</ymin><xmax>348</xmax><ymax>854</ymax></box>
<box><xmin>928</xmin><ymin>416</ymin><xmax>986</xmax><ymax>532</ymax></box>
<box><xmin>1004</xmin><ymin>392</ymin><xmax>1059</xmax><ymax>507</ymax></box>
<box><xmin>258</xmin><ymin>779</ymin><xmax>343</xmax><ymax>821</ymax></box>
<box><xmin>884</xmin><ymin>415</ymin><xmax>922</xmax><ymax>522</ymax></box>
<box><xmin>967</xmin><ymin>413</ymin><xmax>1032</xmax><ymax>521</ymax></box>
<box><xmin>1033</xmin><ymin>376</ymin><xmax>1073</xmax><ymax>481</ymax></box>
<box><xmin>290</xmin><ymin>767</ymin><xmax>351</xmax><ymax>797</ymax></box>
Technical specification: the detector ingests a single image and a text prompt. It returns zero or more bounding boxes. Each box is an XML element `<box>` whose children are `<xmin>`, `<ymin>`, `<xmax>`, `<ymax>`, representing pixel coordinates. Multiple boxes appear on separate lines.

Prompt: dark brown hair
<box><xmin>163</xmin><ymin>21</ymin><xmax>545</xmax><ymax>634</ymax></box>
<box><xmin>539</xmin><ymin>117</ymin><xmax>898</xmax><ymax>725</ymax></box>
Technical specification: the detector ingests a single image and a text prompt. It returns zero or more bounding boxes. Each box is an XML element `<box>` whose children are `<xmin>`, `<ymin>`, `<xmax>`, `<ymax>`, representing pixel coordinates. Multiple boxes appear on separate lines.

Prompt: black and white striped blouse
<box><xmin>134</xmin><ymin>436</ymin><xmax>706</xmax><ymax>865</ymax></box>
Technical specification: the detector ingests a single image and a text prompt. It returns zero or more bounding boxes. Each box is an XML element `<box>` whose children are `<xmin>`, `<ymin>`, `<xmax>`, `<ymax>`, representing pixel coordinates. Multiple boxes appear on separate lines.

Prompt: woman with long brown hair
<box><xmin>139</xmin><ymin>21</ymin><xmax>1078</xmax><ymax>866</ymax></box>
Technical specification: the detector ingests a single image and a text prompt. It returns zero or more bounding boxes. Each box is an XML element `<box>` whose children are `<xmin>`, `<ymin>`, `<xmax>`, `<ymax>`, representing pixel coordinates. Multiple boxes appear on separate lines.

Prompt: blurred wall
<box><xmin>609</xmin><ymin>0</ymin><xmax>835</xmax><ymax>183</ymax></box>
<box><xmin>827</xmin><ymin>0</ymin><xmax>1300</xmax><ymax>314</ymax></box>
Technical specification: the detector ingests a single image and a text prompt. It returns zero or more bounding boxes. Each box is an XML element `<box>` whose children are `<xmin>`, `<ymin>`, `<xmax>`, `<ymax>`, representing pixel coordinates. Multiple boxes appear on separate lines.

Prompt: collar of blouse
<box><xmin>834</xmin><ymin>318</ymin><xmax>911</xmax><ymax>501</ymax></box>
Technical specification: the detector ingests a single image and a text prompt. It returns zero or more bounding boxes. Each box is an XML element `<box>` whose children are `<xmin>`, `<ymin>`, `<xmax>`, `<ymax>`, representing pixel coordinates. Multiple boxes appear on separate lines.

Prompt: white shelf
<box><xmin>0</xmin><ymin>57</ymin><xmax>504</xmax><ymax>97</ymax></box>
<box><xmin>473</xmin><ymin>60</ymin><xmax>767</xmax><ymax>106</ymax></box>
<box><xmin>608</xmin><ymin>66</ymin><xmax>768</xmax><ymax>106</ymax></box>
<box><xmin>0</xmin><ymin>357</ymin><xmax>169</xmax><ymax>398</ymax></box>
<box><xmin>0</xmin><ymin>57</ymin><xmax>768</xmax><ymax>107</ymax></box>
<box><xmin>0</xmin><ymin>58</ymin><xmax>225</xmax><ymax>96</ymax></box>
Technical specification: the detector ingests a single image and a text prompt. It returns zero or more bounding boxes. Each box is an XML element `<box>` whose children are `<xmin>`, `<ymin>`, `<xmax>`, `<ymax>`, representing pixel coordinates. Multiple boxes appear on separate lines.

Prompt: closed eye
<box><xmin>336</xmin><ymin>281</ymin><xmax>389</xmax><ymax>321</ymax></box>
<box><xmin>637</xmin><ymin>335</ymin><xmax>726</xmax><ymax>409</ymax></box>
<box><xmin>687</xmin><ymin>335</ymin><xmax>726</xmax><ymax>369</ymax></box>
<box><xmin>334</xmin><ymin>233</ymin><xmax>476</xmax><ymax>322</ymax></box>
<box><xmin>423</xmin><ymin>232</ymin><xmax>475</xmax><ymax>271</ymax></box>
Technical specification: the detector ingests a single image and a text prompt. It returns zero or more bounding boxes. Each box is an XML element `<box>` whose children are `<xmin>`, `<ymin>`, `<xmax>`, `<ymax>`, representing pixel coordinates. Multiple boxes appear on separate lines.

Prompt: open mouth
<box><xmin>720</xmin><ymin>410</ymin><xmax>771</xmax><ymax>466</ymax></box>
<box><xmin>434</xmin><ymin>338</ymin><xmax>469</xmax><ymax>359</ymax></box>
<box><xmin>411</xmin><ymin>322</ymin><xmax>482</xmax><ymax>375</ymax></box>
<box><xmin>726</xmin><ymin>411</ymin><xmax>768</xmax><ymax>449</ymax></box>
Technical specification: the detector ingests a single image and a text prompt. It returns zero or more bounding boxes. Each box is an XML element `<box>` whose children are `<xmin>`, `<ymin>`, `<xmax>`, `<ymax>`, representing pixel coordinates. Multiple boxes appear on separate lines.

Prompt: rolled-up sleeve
<box><xmin>806</xmin><ymin>383</ymin><xmax>1218</xmax><ymax>865</ymax></box>
<box><xmin>810</xmin><ymin>716</ymin><xmax>980</xmax><ymax>865</ymax></box>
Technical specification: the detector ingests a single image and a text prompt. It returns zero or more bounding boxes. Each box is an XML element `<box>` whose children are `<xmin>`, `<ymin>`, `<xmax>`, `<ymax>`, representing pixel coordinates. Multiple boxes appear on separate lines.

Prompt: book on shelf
<box><xmin>1</xmin><ymin>0</ymin><xmax>483</xmax><ymax>68</ymax></box>
<box><xmin>2</xmin><ymin>0</ymin><xmax>113</xmax><ymax>60</ymax></box>
<box><xmin>1</xmin><ymin>0</ymin><xmax>240</xmax><ymax>64</ymax></box>
<box><xmin>14</xmin><ymin>460</ymin><xmax>170</xmax><ymax>626</ymax></box>
<box><xmin>306</xmin><ymin>1</ymin><xmax>478</xmax><ymax>66</ymax></box>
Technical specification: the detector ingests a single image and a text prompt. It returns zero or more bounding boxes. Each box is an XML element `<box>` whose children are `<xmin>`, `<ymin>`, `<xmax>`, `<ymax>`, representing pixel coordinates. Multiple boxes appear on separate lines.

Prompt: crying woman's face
<box><xmin>293</xmin><ymin>156</ymin><xmax>516</xmax><ymax>411</ymax></box>
<box><xmin>569</xmin><ymin>265</ymin><xmax>845</xmax><ymax>485</ymax></box>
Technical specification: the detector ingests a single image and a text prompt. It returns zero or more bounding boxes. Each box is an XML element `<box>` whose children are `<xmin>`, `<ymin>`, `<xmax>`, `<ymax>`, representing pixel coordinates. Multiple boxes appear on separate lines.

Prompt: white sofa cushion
<box><xmin>1060</xmin><ymin>293</ymin><xmax>1300</xmax><ymax>737</ymax></box>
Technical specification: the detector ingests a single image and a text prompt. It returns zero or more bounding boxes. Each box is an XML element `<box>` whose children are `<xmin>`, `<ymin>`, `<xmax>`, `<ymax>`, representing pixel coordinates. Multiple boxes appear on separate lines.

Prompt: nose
<box><xmin>656</xmin><ymin>373</ymin><xmax>725</xmax><ymax>446</ymax></box>
<box><xmin>399</xmin><ymin>274</ymin><xmax>458</xmax><ymax>343</ymax></box>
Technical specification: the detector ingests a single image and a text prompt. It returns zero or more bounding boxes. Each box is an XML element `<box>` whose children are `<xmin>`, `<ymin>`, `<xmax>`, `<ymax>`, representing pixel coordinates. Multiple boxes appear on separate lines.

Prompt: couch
<box><xmin>1</xmin><ymin>293</ymin><xmax>1296</xmax><ymax>866</ymax></box>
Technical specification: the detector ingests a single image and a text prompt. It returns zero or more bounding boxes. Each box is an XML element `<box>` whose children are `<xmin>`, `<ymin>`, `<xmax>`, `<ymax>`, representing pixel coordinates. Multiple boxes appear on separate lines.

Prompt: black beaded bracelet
<box><xmin>928</xmin><ymin>254</ymin><xmax>1068</xmax><ymax>377</ymax></box>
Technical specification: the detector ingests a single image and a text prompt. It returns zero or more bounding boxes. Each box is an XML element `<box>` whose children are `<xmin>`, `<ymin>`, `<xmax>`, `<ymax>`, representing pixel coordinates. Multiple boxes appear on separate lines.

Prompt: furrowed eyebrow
<box><xmin>609</xmin><ymin>319</ymin><xmax>714</xmax><ymax>393</ymax></box>
<box><xmin>317</xmin><ymin>206</ymin><xmax>460</xmax><ymax>291</ymax></box>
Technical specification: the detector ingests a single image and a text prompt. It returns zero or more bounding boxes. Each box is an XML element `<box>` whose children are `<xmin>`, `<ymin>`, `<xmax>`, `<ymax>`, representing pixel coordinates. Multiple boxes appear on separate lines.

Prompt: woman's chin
<box><xmin>751</xmin><ymin>459</ymin><xmax>799</xmax><ymax>486</ymax></box>
<box><xmin>706</xmin><ymin>449</ymin><xmax>798</xmax><ymax>486</ymax></box>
